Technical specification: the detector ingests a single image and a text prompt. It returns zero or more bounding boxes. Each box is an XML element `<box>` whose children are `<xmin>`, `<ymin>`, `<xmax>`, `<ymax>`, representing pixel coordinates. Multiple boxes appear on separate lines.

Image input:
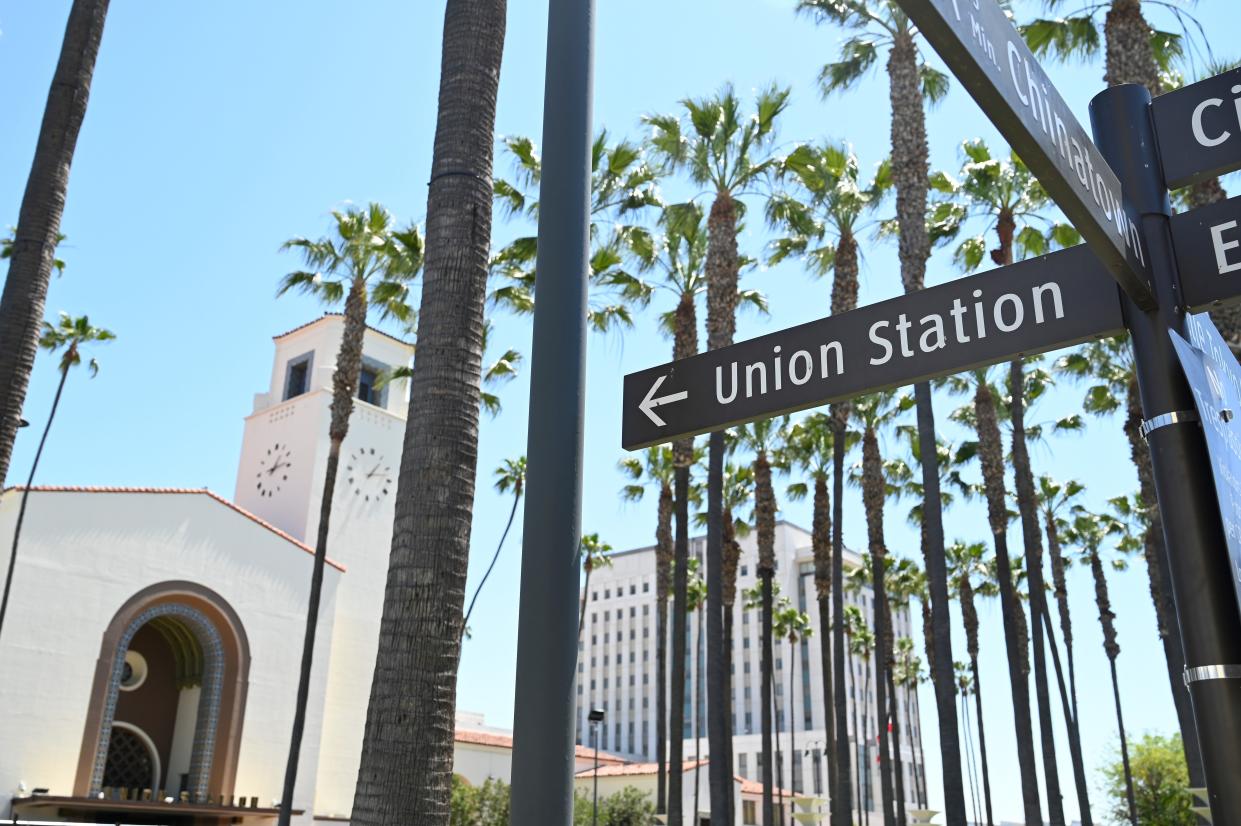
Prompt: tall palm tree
<box><xmin>686</xmin><ymin>559</ymin><xmax>708</xmax><ymax>823</ymax></box>
<box><xmin>578</xmin><ymin>533</ymin><xmax>615</xmax><ymax>637</ymax></box>
<box><xmin>0</xmin><ymin>312</ymin><xmax>114</xmax><ymax>642</ymax></box>
<box><xmin>954</xmin><ymin>662</ymin><xmax>983</xmax><ymax>826</ymax></box>
<box><xmin>945</xmin><ymin>540</ymin><xmax>995</xmax><ymax>826</ymax></box>
<box><xmin>934</xmin><ymin>139</ymin><xmax>1084</xmax><ymax>824</ymax></box>
<box><xmin>351</xmin><ymin>1</ymin><xmax>508</xmax><ymax>821</ymax></box>
<box><xmin>891</xmin><ymin>635</ymin><xmax>927</xmax><ymax>806</ymax></box>
<box><xmin>0</xmin><ymin>0</ymin><xmax>110</xmax><ymax>489</ymax></box>
<box><xmin>735</xmin><ymin>415</ymin><xmax>791</xmax><ymax>826</ymax></box>
<box><xmin>771</xmin><ymin>144</ymin><xmax>886</xmax><ymax>814</ymax></box>
<box><xmin>1028</xmin><ymin>0</ymin><xmax>1217</xmax><ymax>783</ymax></box>
<box><xmin>491</xmin><ymin>130</ymin><xmax>661</xmax><ymax>335</ymax></box>
<box><xmin>1056</xmin><ymin>336</ymin><xmax>1201</xmax><ymax>780</ymax></box>
<box><xmin>647</xmin><ymin>86</ymin><xmax>790</xmax><ymax>825</ymax></box>
<box><xmin>797</xmin><ymin>5</ymin><xmax>965</xmax><ymax>818</ymax></box>
<box><xmin>784</xmin><ymin>412</ymin><xmax>842</xmax><ymax>801</ymax></box>
<box><xmin>775</xmin><ymin>598</ymin><xmax>813</xmax><ymax>799</ymax></box>
<box><xmin>850</xmin><ymin>392</ymin><xmax>909</xmax><ymax>826</ymax></box>
<box><xmin>462</xmin><ymin>456</ymin><xmax>527</xmax><ymax>635</ymax></box>
<box><xmin>843</xmin><ymin>601</ymin><xmax>876</xmax><ymax>826</ymax></box>
<box><xmin>619</xmin><ymin>446</ymin><xmax>676</xmax><ymax>812</ymax></box>
<box><xmin>948</xmin><ymin>369</ymin><xmax>1043</xmax><ymax>824</ymax></box>
<box><xmin>277</xmin><ymin>204</ymin><xmax>422</xmax><ymax>826</ymax></box>
<box><xmin>1065</xmin><ymin>506</ymin><xmax>1141</xmax><ymax>825</ymax></box>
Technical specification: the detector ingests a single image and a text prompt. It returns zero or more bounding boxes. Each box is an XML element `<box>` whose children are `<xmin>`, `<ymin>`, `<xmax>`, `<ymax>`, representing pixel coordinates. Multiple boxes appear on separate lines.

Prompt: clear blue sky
<box><xmin>3</xmin><ymin>1</ymin><xmax>1237</xmax><ymax>821</ymax></box>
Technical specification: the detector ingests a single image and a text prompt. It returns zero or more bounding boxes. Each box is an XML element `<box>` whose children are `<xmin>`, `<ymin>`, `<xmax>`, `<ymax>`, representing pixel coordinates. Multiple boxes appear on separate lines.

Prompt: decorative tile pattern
<box><xmin>91</xmin><ymin>602</ymin><xmax>225</xmax><ymax>801</ymax></box>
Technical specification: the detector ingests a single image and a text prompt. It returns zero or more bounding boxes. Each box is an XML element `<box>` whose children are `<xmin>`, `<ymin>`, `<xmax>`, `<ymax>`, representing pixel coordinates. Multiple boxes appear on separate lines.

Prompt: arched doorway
<box><xmin>76</xmin><ymin>582</ymin><xmax>250</xmax><ymax>803</ymax></box>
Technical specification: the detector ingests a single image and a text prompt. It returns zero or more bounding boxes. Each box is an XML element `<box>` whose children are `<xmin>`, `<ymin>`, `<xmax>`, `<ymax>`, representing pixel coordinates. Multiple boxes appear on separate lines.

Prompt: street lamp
<box><xmin>588</xmin><ymin>708</ymin><xmax>605</xmax><ymax>826</ymax></box>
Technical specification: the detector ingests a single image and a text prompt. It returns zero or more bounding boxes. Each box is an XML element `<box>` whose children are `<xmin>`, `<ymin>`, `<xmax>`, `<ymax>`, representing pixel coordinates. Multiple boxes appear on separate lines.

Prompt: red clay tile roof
<box><xmin>3</xmin><ymin>486</ymin><xmax>346</xmax><ymax>572</ymax></box>
<box><xmin>573</xmin><ymin>760</ymin><xmax>708</xmax><ymax>778</ymax></box>
<box><xmin>737</xmin><ymin>778</ymin><xmax>792</xmax><ymax>797</ymax></box>
<box><xmin>274</xmin><ymin>313</ymin><xmax>414</xmax><ymax>347</ymax></box>
<box><xmin>454</xmin><ymin>728</ymin><xmax>626</xmax><ymax>764</ymax></box>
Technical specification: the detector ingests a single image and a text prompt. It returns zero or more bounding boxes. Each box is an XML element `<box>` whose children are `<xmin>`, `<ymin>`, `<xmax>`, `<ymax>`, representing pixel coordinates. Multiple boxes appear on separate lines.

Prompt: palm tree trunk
<box><xmin>830</xmin><ymin>418</ymin><xmax>853</xmax><ymax>825</ymax></box>
<box><xmin>959</xmin><ymin>576</ymin><xmax>994</xmax><ymax>826</ymax></box>
<box><xmin>969</xmin><ymin>658</ymin><xmax>995</xmax><ymax>826</ymax></box>
<box><xmin>694</xmin><ymin>603</ymin><xmax>703</xmax><ymax>824</ymax></box>
<box><xmin>861</xmin><ymin>425</ymin><xmax>895</xmax><ymax>826</ymax></box>
<box><xmin>974</xmin><ymin>381</ymin><xmax>1043</xmax><ymax>825</ymax></box>
<box><xmin>462</xmin><ymin>486</ymin><xmax>521</xmax><ymax>633</ymax></box>
<box><xmin>1044</xmin><ymin>512</ymin><xmax>1080</xmax><ymax>724</ymax></box>
<box><xmin>762</xmin><ymin>571</ymin><xmax>775</xmax><ymax>826</ymax></box>
<box><xmin>0</xmin><ymin>363</ymin><xmax>70</xmax><ymax>641</ymax></box>
<box><xmin>1040</xmin><ymin>600</ymin><xmax>1093</xmax><ymax>826</ymax></box>
<box><xmin>670</xmin><ymin>463</ymin><xmax>690</xmax><ymax>826</ymax></box>
<box><xmin>774</xmin><ymin>662</ymin><xmax>786</xmax><ymax>826</ymax></box>
<box><xmin>578</xmin><ymin>565</ymin><xmax>594</xmax><ymax>638</ymax></box>
<box><xmin>1009</xmin><ymin>358</ymin><xmax>1066</xmax><ymax>826</ymax></box>
<box><xmin>0</xmin><ymin>0</ymin><xmax>109</xmax><ymax>489</ymax></box>
<box><xmin>959</xmin><ymin>688</ymin><xmax>980</xmax><ymax>825</ymax></box>
<box><xmin>886</xmin><ymin>664</ymin><xmax>906</xmax><ymax>825</ymax></box>
<box><xmin>1089</xmin><ymin>548</ymin><xmax>1138</xmax><ymax>824</ymax></box>
<box><xmin>350</xmin><ymin>1</ymin><xmax>506</xmax><ymax>821</ymax></box>
<box><xmin>790</xmin><ymin>637</ymin><xmax>798</xmax><ymax>798</ymax></box>
<box><xmin>862</xmin><ymin>657</ymin><xmax>872</xmax><ymax>826</ymax></box>
<box><xmin>280</xmin><ymin>278</ymin><xmax>367</xmax><ymax>826</ymax></box>
<box><xmin>848</xmin><ymin>643</ymin><xmax>862</xmax><ymax>826</ymax></box>
<box><xmin>811</xmin><ymin>475</ymin><xmax>837</xmax><ymax>808</ymax></box>
<box><xmin>657</xmin><ymin>485</ymin><xmax>673</xmax><ymax>814</ymax></box>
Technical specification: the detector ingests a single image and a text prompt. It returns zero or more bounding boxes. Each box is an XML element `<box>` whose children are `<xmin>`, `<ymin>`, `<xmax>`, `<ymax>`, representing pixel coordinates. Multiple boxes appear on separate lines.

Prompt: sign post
<box><xmin>1091</xmin><ymin>83</ymin><xmax>1241</xmax><ymax>823</ymax></box>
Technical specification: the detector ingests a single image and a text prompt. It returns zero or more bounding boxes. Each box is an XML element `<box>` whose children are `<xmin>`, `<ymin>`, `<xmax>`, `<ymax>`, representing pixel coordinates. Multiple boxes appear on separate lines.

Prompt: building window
<box><xmin>739</xmin><ymin>753</ymin><xmax>748</xmax><ymax>777</ymax></box>
<box><xmin>643</xmin><ymin>604</ymin><xmax>649</xmax><ymax>616</ymax></box>
<box><xmin>592</xmin><ymin>592</ymin><xmax>598</xmax><ymax>602</ymax></box>
<box><xmin>630</xmin><ymin>606</ymin><xmax>636</xmax><ymax>618</ymax></box>
<box><xmin>643</xmin><ymin>582</ymin><xmax>650</xmax><ymax>593</ymax></box>
<box><xmin>284</xmin><ymin>352</ymin><xmax>313</xmax><ymax>400</ymax></box>
<box><xmin>605</xmin><ymin>589</ymin><xmax>611</xmax><ymax>599</ymax></box>
<box><xmin>357</xmin><ymin>359</ymin><xmax>388</xmax><ymax>406</ymax></box>
<box><xmin>605</xmin><ymin>610</ymin><xmax>610</xmax><ymax>621</ymax></box>
<box><xmin>630</xmin><ymin>585</ymin><xmax>636</xmax><ymax>595</ymax></box>
<box><xmin>813</xmin><ymin>751</ymin><xmax>823</xmax><ymax>795</ymax></box>
<box><xmin>741</xmin><ymin>565</ymin><xmax>748</xmax><ymax>577</ymax></box>
<box><xmin>743</xmin><ymin>800</ymin><xmax>757</xmax><ymax>825</ymax></box>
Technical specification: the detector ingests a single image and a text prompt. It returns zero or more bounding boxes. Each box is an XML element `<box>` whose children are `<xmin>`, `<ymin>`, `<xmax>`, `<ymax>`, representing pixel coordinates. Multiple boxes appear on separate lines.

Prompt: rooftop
<box><xmin>2</xmin><ymin>486</ymin><xmax>346</xmax><ymax>572</ymax></box>
<box><xmin>273</xmin><ymin>313</ymin><xmax>414</xmax><ymax>348</ymax></box>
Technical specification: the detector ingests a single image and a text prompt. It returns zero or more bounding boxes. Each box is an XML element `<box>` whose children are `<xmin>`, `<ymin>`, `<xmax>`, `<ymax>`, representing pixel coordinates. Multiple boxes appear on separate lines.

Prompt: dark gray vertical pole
<box><xmin>1091</xmin><ymin>83</ymin><xmax>1241</xmax><ymax>823</ymax></box>
<box><xmin>707</xmin><ymin>433</ymin><xmax>730</xmax><ymax>823</ymax></box>
<box><xmin>509</xmin><ymin>0</ymin><xmax>594</xmax><ymax>823</ymax></box>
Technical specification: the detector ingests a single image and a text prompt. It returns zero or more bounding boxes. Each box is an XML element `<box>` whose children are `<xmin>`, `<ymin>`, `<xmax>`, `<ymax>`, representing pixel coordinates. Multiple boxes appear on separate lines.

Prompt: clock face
<box><xmin>346</xmin><ymin>447</ymin><xmax>392</xmax><ymax>502</ymax></box>
<box><xmin>255</xmin><ymin>442</ymin><xmax>293</xmax><ymax>498</ymax></box>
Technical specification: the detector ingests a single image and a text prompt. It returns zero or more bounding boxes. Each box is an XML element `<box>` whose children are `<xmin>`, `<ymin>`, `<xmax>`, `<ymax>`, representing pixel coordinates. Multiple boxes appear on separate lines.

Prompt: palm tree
<box><xmin>0</xmin><ymin>0</ymin><xmax>110</xmax><ymax>490</ymax></box>
<box><xmin>1064</xmin><ymin>505</ymin><xmax>1141</xmax><ymax>825</ymax></box>
<box><xmin>351</xmin><ymin>1</ymin><xmax>508</xmax><ymax>820</ymax></box>
<box><xmin>945</xmin><ymin>541</ymin><xmax>995</xmax><ymax>826</ymax></box>
<box><xmin>1028</xmin><ymin>0</ymin><xmax>1219</xmax><ymax>781</ymax></box>
<box><xmin>954</xmin><ymin>662</ymin><xmax>982</xmax><ymax>826</ymax></box>
<box><xmin>735</xmin><ymin>415</ymin><xmax>791</xmax><ymax>826</ymax></box>
<box><xmin>461</xmin><ymin>456</ymin><xmax>527</xmax><ymax>635</ymax></box>
<box><xmin>1056</xmin><ymin>336</ymin><xmax>1201</xmax><ymax>780</ymax></box>
<box><xmin>619</xmin><ymin>445</ymin><xmax>676</xmax><ymax>812</ymax></box>
<box><xmin>775</xmin><ymin>598</ymin><xmax>813</xmax><ymax>800</ymax></box>
<box><xmin>948</xmin><ymin>369</ymin><xmax>1043</xmax><ymax>824</ymax></box>
<box><xmin>647</xmin><ymin>85</ymin><xmax>790</xmax><ymax>824</ymax></box>
<box><xmin>934</xmin><ymin>139</ymin><xmax>1083</xmax><ymax>825</ymax></box>
<box><xmin>784</xmin><ymin>412</ymin><xmax>842</xmax><ymax>802</ymax></box>
<box><xmin>770</xmin><ymin>144</ymin><xmax>886</xmax><ymax>814</ymax></box>
<box><xmin>578</xmin><ymin>533</ymin><xmax>615</xmax><ymax>637</ymax></box>
<box><xmin>686</xmin><ymin>559</ymin><xmax>708</xmax><ymax>823</ymax></box>
<box><xmin>276</xmin><ymin>204</ymin><xmax>422</xmax><ymax>826</ymax></box>
<box><xmin>491</xmin><ymin>130</ymin><xmax>661</xmax><ymax>335</ymax></box>
<box><xmin>797</xmin><ymin>5</ymin><xmax>964</xmax><ymax>818</ymax></box>
<box><xmin>843</xmin><ymin>601</ymin><xmax>876</xmax><ymax>826</ymax></box>
<box><xmin>850</xmin><ymin>392</ymin><xmax>909</xmax><ymax>826</ymax></box>
<box><xmin>891</xmin><ymin>635</ymin><xmax>927</xmax><ymax>806</ymax></box>
<box><xmin>0</xmin><ymin>312</ymin><xmax>113</xmax><ymax>643</ymax></box>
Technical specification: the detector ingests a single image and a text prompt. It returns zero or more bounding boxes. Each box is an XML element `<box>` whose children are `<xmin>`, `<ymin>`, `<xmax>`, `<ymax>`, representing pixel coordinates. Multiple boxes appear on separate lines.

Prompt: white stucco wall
<box><xmin>0</xmin><ymin>489</ymin><xmax>340</xmax><ymax>825</ymax></box>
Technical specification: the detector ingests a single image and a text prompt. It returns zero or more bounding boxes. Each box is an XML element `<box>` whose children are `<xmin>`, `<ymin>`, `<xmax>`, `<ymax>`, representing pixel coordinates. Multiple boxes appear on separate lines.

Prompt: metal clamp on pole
<box><xmin>1185</xmin><ymin>665</ymin><xmax>1241</xmax><ymax>685</ymax></box>
<box><xmin>1140</xmin><ymin>410</ymin><xmax>1200</xmax><ymax>440</ymax></box>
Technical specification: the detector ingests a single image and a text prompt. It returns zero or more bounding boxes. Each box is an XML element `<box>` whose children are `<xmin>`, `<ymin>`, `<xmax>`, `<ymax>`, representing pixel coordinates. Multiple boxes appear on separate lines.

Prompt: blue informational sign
<box><xmin>1169</xmin><ymin>313</ymin><xmax>1241</xmax><ymax>618</ymax></box>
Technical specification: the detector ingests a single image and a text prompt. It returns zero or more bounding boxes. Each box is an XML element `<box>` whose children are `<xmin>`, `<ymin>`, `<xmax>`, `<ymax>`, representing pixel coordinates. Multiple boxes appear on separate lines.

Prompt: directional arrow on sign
<box><xmin>639</xmin><ymin>375</ymin><xmax>688</xmax><ymax>427</ymax></box>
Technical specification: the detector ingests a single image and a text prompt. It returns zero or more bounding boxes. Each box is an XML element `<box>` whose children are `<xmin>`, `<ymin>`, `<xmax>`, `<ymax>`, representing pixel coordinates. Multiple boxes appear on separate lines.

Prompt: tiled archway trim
<box><xmin>90</xmin><ymin>602</ymin><xmax>224</xmax><ymax>800</ymax></box>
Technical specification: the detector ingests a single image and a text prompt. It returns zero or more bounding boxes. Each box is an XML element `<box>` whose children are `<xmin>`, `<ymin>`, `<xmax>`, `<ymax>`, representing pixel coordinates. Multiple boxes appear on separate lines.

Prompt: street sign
<box><xmin>1169</xmin><ymin>313</ymin><xmax>1241</xmax><ymax>621</ymax></box>
<box><xmin>1171</xmin><ymin>194</ymin><xmax>1241</xmax><ymax>311</ymax></box>
<box><xmin>895</xmin><ymin>0</ymin><xmax>1154</xmax><ymax>308</ymax></box>
<box><xmin>622</xmin><ymin>244</ymin><xmax>1124</xmax><ymax>450</ymax></box>
<box><xmin>1152</xmin><ymin>67</ymin><xmax>1241</xmax><ymax>190</ymax></box>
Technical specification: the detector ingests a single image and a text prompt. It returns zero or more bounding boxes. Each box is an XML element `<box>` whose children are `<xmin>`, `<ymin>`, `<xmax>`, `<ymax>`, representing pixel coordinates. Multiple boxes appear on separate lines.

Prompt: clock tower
<box><xmin>233</xmin><ymin>314</ymin><xmax>414</xmax><ymax>818</ymax></box>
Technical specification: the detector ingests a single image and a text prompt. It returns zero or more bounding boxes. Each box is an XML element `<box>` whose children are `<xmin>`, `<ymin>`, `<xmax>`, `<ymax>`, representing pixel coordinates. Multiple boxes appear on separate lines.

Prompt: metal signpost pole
<box><xmin>509</xmin><ymin>0</ymin><xmax>595</xmax><ymax>823</ymax></box>
<box><xmin>1091</xmin><ymin>83</ymin><xmax>1241</xmax><ymax>821</ymax></box>
<box><xmin>706</xmin><ymin>431</ymin><xmax>730</xmax><ymax>825</ymax></box>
